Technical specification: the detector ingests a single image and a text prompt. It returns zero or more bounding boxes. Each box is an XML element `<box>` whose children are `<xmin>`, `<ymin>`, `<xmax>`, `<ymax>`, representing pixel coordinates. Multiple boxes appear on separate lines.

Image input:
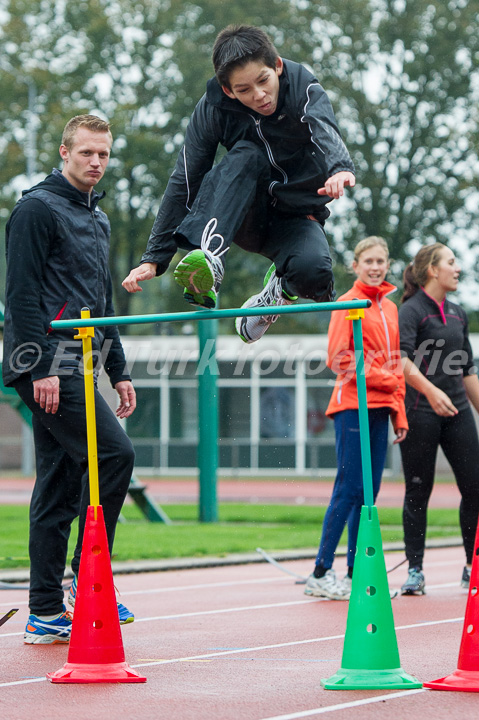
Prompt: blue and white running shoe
<box><xmin>24</xmin><ymin>605</ymin><xmax>72</xmax><ymax>644</ymax></box>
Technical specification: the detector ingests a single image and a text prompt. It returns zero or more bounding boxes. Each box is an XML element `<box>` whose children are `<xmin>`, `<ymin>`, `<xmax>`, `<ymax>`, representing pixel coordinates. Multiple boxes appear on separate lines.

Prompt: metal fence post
<box><xmin>197</xmin><ymin>318</ymin><xmax>219</xmax><ymax>522</ymax></box>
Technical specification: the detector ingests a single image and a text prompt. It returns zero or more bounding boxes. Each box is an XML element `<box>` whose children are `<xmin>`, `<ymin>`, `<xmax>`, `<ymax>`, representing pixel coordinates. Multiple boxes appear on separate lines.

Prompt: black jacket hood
<box><xmin>22</xmin><ymin>168</ymin><xmax>105</xmax><ymax>207</ymax></box>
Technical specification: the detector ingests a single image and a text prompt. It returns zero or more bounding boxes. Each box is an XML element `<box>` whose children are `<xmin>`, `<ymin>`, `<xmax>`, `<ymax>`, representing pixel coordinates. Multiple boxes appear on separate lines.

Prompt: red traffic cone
<box><xmin>424</xmin><ymin>517</ymin><xmax>479</xmax><ymax>692</ymax></box>
<box><xmin>47</xmin><ymin>505</ymin><xmax>146</xmax><ymax>683</ymax></box>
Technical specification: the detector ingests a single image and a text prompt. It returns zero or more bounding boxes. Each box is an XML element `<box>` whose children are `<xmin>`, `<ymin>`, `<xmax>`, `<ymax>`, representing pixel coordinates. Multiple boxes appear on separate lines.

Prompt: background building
<box><xmin>3</xmin><ymin>332</ymin><xmax>479</xmax><ymax>477</ymax></box>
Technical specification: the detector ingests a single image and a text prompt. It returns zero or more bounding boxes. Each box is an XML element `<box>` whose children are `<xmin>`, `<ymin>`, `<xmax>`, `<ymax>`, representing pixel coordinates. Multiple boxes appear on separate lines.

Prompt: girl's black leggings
<box><xmin>400</xmin><ymin>406</ymin><xmax>479</xmax><ymax>569</ymax></box>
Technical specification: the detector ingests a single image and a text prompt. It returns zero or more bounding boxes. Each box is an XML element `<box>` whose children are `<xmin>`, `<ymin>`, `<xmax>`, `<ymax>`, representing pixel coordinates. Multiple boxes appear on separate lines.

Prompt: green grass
<box><xmin>0</xmin><ymin>503</ymin><xmax>461</xmax><ymax>570</ymax></box>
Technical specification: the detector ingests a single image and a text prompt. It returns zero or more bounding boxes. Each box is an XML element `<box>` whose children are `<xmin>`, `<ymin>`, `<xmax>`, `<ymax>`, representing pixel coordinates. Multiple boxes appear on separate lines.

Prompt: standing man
<box><xmin>3</xmin><ymin>115</ymin><xmax>136</xmax><ymax>644</ymax></box>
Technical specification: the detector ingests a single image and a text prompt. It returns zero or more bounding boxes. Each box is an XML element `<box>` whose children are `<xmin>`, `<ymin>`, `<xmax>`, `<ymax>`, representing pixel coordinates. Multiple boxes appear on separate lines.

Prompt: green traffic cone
<box><xmin>321</xmin><ymin>505</ymin><xmax>422</xmax><ymax>690</ymax></box>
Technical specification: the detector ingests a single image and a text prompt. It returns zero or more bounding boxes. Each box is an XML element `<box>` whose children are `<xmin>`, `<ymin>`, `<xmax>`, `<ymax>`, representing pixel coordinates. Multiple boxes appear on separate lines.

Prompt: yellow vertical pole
<box><xmin>74</xmin><ymin>307</ymin><xmax>100</xmax><ymax>513</ymax></box>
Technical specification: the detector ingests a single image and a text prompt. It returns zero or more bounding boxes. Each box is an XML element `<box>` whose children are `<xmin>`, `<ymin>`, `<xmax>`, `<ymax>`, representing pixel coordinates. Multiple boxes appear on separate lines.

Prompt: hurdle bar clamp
<box><xmin>53</xmin><ymin>299</ymin><xmax>373</xmax><ymax>522</ymax></box>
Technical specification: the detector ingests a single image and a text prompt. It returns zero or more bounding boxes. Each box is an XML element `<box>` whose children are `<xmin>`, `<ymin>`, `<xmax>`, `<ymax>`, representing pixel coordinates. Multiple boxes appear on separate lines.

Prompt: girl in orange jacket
<box><xmin>304</xmin><ymin>236</ymin><xmax>408</xmax><ymax>600</ymax></box>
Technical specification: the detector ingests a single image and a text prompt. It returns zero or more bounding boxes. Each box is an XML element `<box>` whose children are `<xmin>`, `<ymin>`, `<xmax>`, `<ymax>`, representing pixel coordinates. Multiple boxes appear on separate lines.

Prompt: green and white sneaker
<box><xmin>235</xmin><ymin>264</ymin><xmax>297</xmax><ymax>344</ymax></box>
<box><xmin>173</xmin><ymin>218</ymin><xmax>226</xmax><ymax>308</ymax></box>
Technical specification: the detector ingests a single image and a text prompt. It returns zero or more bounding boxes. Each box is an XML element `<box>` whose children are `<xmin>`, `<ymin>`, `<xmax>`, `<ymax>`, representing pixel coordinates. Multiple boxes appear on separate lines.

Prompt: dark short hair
<box><xmin>212</xmin><ymin>25</ymin><xmax>279</xmax><ymax>89</ymax></box>
<box><xmin>61</xmin><ymin>114</ymin><xmax>112</xmax><ymax>150</ymax></box>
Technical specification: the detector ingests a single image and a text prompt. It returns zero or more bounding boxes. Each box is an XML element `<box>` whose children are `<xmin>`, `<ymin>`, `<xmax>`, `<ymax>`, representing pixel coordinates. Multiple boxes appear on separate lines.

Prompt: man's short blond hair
<box><xmin>61</xmin><ymin>114</ymin><xmax>112</xmax><ymax>150</ymax></box>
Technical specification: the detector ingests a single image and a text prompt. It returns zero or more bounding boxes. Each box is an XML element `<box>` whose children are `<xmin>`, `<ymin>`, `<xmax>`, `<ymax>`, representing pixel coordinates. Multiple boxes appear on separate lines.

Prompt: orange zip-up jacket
<box><xmin>325</xmin><ymin>279</ymin><xmax>408</xmax><ymax>432</ymax></box>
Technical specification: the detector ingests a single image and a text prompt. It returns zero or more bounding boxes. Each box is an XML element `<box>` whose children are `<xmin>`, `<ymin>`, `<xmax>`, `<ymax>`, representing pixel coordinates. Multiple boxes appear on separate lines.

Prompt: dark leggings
<box><xmin>400</xmin><ymin>407</ymin><xmax>479</xmax><ymax>568</ymax></box>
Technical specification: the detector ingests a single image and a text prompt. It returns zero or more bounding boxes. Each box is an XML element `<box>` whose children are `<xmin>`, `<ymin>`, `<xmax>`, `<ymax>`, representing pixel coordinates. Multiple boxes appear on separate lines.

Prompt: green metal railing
<box><xmin>51</xmin><ymin>299</ymin><xmax>370</xmax><ymax>329</ymax></box>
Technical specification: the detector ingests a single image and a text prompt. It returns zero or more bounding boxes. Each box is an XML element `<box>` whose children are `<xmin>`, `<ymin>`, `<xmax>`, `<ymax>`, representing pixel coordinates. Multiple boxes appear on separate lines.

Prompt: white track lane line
<box><xmin>0</xmin><ymin>552</ymin><xmax>465</xmax><ymax>608</ymax></box>
<box><xmin>119</xmin><ymin>575</ymin><xmax>292</xmax><ymax>596</ymax></box>
<box><xmin>0</xmin><ymin>599</ymin><xmax>321</xmax><ymax>638</ymax></box>
<box><xmin>0</xmin><ymin>578</ymin><xmax>464</xmax><ymax>610</ymax></box>
<box><xmin>0</xmin><ymin>599</ymin><xmax>28</xmax><ymax>608</ymax></box>
<box><xmin>0</xmin><ymin>678</ymin><xmax>47</xmax><ymax>688</ymax></box>
<box><xmin>0</xmin><ymin>584</ymin><xmax>465</xmax><ymax>637</ymax></box>
<box><xmin>0</xmin><ymin>576</ymin><xmax>291</xmax><ymax>608</ymax></box>
<box><xmin>131</xmin><ymin>617</ymin><xmax>462</xmax><ymax>669</ymax></box>
<box><xmin>256</xmin><ymin>689</ymin><xmax>426</xmax><ymax>720</ymax></box>
<box><xmin>135</xmin><ymin>599</ymin><xmax>318</xmax><ymax>622</ymax></box>
<box><xmin>0</xmin><ymin>616</ymin><xmax>463</xmax><ymax>688</ymax></box>
<box><xmin>118</xmin><ymin>577</ymin><xmax>465</xmax><ymax>598</ymax></box>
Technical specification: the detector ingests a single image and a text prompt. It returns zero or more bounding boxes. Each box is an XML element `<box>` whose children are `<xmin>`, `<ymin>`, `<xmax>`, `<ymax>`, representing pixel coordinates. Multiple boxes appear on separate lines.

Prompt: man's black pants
<box><xmin>14</xmin><ymin>372</ymin><xmax>135</xmax><ymax>615</ymax></box>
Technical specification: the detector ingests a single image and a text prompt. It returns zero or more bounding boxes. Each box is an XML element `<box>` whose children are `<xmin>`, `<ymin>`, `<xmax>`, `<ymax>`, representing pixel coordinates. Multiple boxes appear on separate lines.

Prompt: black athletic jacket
<box><xmin>398</xmin><ymin>288</ymin><xmax>475</xmax><ymax>413</ymax></box>
<box><xmin>141</xmin><ymin>58</ymin><xmax>355</xmax><ymax>274</ymax></box>
<box><xmin>2</xmin><ymin>169</ymin><xmax>130</xmax><ymax>387</ymax></box>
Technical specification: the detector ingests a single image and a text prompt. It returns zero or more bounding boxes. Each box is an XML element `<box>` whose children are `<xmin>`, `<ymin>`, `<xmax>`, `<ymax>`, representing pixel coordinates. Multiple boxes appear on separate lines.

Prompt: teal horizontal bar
<box><xmin>51</xmin><ymin>299</ymin><xmax>371</xmax><ymax>330</ymax></box>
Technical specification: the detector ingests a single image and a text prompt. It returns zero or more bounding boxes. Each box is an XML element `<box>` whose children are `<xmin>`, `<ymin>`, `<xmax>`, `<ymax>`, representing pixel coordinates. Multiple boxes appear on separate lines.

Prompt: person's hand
<box><xmin>317</xmin><ymin>171</ymin><xmax>355</xmax><ymax>199</ymax></box>
<box><xmin>114</xmin><ymin>380</ymin><xmax>136</xmax><ymax>419</ymax></box>
<box><xmin>426</xmin><ymin>386</ymin><xmax>458</xmax><ymax>417</ymax></box>
<box><xmin>393</xmin><ymin>428</ymin><xmax>408</xmax><ymax>444</ymax></box>
<box><xmin>33</xmin><ymin>376</ymin><xmax>60</xmax><ymax>414</ymax></box>
<box><xmin>122</xmin><ymin>263</ymin><xmax>157</xmax><ymax>293</ymax></box>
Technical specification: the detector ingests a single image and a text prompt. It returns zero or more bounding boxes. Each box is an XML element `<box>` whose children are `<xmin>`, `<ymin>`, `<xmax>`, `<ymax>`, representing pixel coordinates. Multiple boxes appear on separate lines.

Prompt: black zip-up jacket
<box><xmin>2</xmin><ymin>169</ymin><xmax>130</xmax><ymax>387</ymax></box>
<box><xmin>141</xmin><ymin>59</ymin><xmax>355</xmax><ymax>273</ymax></box>
<box><xmin>398</xmin><ymin>288</ymin><xmax>475</xmax><ymax>413</ymax></box>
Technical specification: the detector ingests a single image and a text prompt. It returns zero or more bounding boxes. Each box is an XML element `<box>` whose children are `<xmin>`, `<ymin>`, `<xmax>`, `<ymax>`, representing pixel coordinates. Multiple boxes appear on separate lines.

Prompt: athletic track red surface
<box><xmin>1</xmin><ymin>544</ymin><xmax>477</xmax><ymax>720</ymax></box>
<box><xmin>0</xmin><ymin>475</ymin><xmax>463</xmax><ymax>508</ymax></box>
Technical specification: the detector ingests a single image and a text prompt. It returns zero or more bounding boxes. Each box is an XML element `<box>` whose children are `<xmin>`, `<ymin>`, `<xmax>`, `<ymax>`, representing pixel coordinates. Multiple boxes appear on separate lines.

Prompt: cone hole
<box><xmin>366</xmin><ymin>586</ymin><xmax>376</xmax><ymax>596</ymax></box>
<box><xmin>467</xmin><ymin>624</ymin><xmax>475</xmax><ymax>635</ymax></box>
<box><xmin>366</xmin><ymin>546</ymin><xmax>376</xmax><ymax>557</ymax></box>
<box><xmin>471</xmin><ymin>587</ymin><xmax>478</xmax><ymax>597</ymax></box>
<box><xmin>93</xmin><ymin>583</ymin><xmax>102</xmax><ymax>593</ymax></box>
<box><xmin>367</xmin><ymin>623</ymin><xmax>377</xmax><ymax>634</ymax></box>
<box><xmin>91</xmin><ymin>545</ymin><xmax>102</xmax><ymax>556</ymax></box>
<box><xmin>93</xmin><ymin>619</ymin><xmax>103</xmax><ymax>629</ymax></box>
<box><xmin>476</xmin><ymin>547</ymin><xmax>479</xmax><ymax>556</ymax></box>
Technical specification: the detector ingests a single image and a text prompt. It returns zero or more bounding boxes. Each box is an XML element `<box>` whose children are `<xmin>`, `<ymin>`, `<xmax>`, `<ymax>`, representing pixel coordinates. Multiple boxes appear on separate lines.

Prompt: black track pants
<box><xmin>14</xmin><ymin>373</ymin><xmax>135</xmax><ymax>615</ymax></box>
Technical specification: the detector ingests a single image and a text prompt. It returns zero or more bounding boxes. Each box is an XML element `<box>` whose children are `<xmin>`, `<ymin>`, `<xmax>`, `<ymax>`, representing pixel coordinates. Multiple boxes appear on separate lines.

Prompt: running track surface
<box><xmin>0</xmin><ymin>546</ymin><xmax>477</xmax><ymax>720</ymax></box>
<box><xmin>0</xmin><ymin>476</ymin><xmax>462</xmax><ymax>507</ymax></box>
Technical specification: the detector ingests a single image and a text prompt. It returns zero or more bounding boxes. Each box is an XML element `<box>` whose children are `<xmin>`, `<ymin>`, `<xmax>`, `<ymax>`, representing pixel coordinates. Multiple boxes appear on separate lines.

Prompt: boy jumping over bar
<box><xmin>123</xmin><ymin>24</ymin><xmax>355</xmax><ymax>343</ymax></box>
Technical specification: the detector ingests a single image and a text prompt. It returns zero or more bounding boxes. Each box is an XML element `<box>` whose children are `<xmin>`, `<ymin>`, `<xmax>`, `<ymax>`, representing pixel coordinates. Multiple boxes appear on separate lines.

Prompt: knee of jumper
<box><xmin>285</xmin><ymin>257</ymin><xmax>334</xmax><ymax>301</ymax></box>
<box><xmin>224</xmin><ymin>140</ymin><xmax>270</xmax><ymax>174</ymax></box>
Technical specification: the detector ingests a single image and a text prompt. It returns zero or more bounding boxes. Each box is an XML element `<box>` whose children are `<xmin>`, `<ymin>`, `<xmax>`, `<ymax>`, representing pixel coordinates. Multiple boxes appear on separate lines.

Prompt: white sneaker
<box><xmin>235</xmin><ymin>264</ymin><xmax>297</xmax><ymax>344</ymax></box>
<box><xmin>304</xmin><ymin>573</ymin><xmax>318</xmax><ymax>596</ymax></box>
<box><xmin>304</xmin><ymin>570</ymin><xmax>350</xmax><ymax>600</ymax></box>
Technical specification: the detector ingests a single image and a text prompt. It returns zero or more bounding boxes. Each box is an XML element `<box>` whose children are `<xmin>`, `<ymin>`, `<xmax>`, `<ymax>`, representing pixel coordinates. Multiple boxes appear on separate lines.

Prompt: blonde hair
<box><xmin>61</xmin><ymin>114</ymin><xmax>112</xmax><ymax>150</ymax></box>
<box><xmin>353</xmin><ymin>236</ymin><xmax>389</xmax><ymax>263</ymax></box>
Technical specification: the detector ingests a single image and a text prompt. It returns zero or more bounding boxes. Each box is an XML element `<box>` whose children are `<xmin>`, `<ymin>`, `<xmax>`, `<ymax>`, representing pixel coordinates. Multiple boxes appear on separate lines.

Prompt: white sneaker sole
<box><xmin>24</xmin><ymin>632</ymin><xmax>70</xmax><ymax>644</ymax></box>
